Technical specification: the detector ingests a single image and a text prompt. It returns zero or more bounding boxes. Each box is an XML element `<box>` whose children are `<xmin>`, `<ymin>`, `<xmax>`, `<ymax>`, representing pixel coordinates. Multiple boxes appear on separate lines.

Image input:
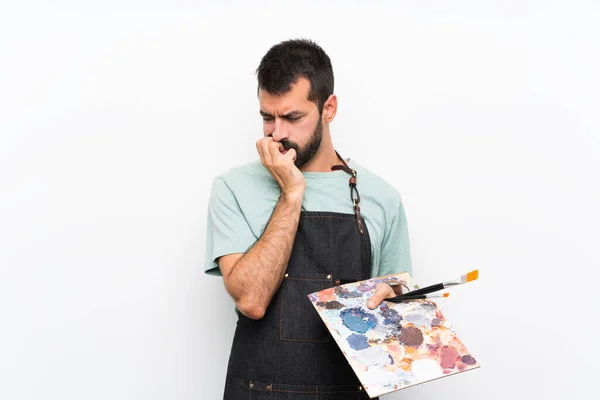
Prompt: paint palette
<box><xmin>308</xmin><ymin>272</ymin><xmax>480</xmax><ymax>398</ymax></box>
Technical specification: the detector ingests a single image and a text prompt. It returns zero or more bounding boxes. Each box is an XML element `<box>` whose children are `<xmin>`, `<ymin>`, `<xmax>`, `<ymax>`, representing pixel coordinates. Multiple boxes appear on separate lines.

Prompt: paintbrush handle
<box><xmin>392</xmin><ymin>283</ymin><xmax>445</xmax><ymax>299</ymax></box>
<box><xmin>386</xmin><ymin>294</ymin><xmax>427</xmax><ymax>302</ymax></box>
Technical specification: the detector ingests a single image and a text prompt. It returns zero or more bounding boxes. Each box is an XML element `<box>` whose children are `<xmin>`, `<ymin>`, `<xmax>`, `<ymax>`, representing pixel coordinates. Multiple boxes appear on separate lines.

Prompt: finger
<box><xmin>256</xmin><ymin>139</ymin><xmax>265</xmax><ymax>161</ymax></box>
<box><xmin>268</xmin><ymin>140</ymin><xmax>284</xmax><ymax>160</ymax></box>
<box><xmin>282</xmin><ymin>147</ymin><xmax>297</xmax><ymax>162</ymax></box>
<box><xmin>260</xmin><ymin>137</ymin><xmax>274</xmax><ymax>165</ymax></box>
<box><xmin>367</xmin><ymin>283</ymin><xmax>395</xmax><ymax>309</ymax></box>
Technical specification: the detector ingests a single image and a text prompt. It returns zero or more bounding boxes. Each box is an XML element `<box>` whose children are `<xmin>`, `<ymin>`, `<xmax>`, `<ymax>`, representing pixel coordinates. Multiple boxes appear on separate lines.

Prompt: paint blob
<box><xmin>340</xmin><ymin>307</ymin><xmax>378</xmax><ymax>334</ymax></box>
<box><xmin>347</xmin><ymin>333</ymin><xmax>370</xmax><ymax>350</ymax></box>
<box><xmin>399</xmin><ymin>326</ymin><xmax>424</xmax><ymax>347</ymax></box>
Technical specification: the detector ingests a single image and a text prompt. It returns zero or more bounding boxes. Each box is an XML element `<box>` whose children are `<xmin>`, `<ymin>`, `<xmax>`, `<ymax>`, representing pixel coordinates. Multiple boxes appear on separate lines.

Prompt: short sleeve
<box><xmin>378</xmin><ymin>201</ymin><xmax>412</xmax><ymax>277</ymax></box>
<box><xmin>204</xmin><ymin>178</ymin><xmax>258</xmax><ymax>276</ymax></box>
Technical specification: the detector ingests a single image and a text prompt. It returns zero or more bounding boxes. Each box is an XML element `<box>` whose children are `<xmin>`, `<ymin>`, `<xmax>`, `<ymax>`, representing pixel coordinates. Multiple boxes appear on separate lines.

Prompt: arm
<box><xmin>219</xmin><ymin>192</ymin><xmax>303</xmax><ymax>320</ymax></box>
<box><xmin>367</xmin><ymin>199</ymin><xmax>412</xmax><ymax>309</ymax></box>
<box><xmin>219</xmin><ymin>137</ymin><xmax>305</xmax><ymax>320</ymax></box>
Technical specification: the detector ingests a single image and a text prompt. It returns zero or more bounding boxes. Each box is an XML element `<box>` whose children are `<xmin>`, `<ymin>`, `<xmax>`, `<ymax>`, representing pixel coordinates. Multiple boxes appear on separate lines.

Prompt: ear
<box><xmin>321</xmin><ymin>94</ymin><xmax>337</xmax><ymax>123</ymax></box>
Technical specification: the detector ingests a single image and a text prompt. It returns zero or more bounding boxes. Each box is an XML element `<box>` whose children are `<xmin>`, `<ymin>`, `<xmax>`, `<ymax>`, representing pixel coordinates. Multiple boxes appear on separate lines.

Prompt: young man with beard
<box><xmin>204</xmin><ymin>39</ymin><xmax>412</xmax><ymax>399</ymax></box>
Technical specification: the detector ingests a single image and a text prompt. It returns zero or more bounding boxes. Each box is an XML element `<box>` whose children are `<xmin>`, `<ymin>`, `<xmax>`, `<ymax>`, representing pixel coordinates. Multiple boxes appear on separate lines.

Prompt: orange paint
<box><xmin>400</xmin><ymin>357</ymin><xmax>413</xmax><ymax>371</ymax></box>
<box><xmin>318</xmin><ymin>289</ymin><xmax>336</xmax><ymax>302</ymax></box>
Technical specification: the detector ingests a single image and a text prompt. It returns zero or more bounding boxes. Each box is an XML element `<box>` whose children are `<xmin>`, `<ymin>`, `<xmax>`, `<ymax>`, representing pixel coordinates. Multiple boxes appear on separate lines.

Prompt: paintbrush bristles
<box><xmin>460</xmin><ymin>269</ymin><xmax>479</xmax><ymax>284</ymax></box>
<box><xmin>466</xmin><ymin>270</ymin><xmax>479</xmax><ymax>282</ymax></box>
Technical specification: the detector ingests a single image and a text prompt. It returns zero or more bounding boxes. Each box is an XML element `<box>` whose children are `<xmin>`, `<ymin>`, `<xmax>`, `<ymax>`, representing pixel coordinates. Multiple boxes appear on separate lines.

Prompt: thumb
<box><xmin>367</xmin><ymin>284</ymin><xmax>394</xmax><ymax>310</ymax></box>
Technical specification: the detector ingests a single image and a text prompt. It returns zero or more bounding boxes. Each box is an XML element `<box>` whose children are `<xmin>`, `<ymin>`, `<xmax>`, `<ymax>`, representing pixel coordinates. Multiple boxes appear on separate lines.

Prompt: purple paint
<box><xmin>379</xmin><ymin>304</ymin><xmax>403</xmax><ymax>325</ymax></box>
<box><xmin>461</xmin><ymin>355</ymin><xmax>477</xmax><ymax>365</ymax></box>
<box><xmin>325</xmin><ymin>300</ymin><xmax>344</xmax><ymax>310</ymax></box>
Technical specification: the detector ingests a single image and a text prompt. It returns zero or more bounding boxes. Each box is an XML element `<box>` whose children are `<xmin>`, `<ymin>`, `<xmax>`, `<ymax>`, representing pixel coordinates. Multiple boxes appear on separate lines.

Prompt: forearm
<box><xmin>225</xmin><ymin>192</ymin><xmax>303</xmax><ymax>319</ymax></box>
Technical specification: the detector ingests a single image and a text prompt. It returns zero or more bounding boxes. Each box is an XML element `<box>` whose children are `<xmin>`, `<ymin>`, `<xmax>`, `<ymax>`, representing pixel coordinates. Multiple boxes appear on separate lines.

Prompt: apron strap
<box><xmin>331</xmin><ymin>151</ymin><xmax>365</xmax><ymax>236</ymax></box>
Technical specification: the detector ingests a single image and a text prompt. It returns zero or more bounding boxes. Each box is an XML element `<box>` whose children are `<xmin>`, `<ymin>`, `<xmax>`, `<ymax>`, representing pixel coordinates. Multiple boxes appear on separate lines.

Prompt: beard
<box><xmin>280</xmin><ymin>118</ymin><xmax>323</xmax><ymax>168</ymax></box>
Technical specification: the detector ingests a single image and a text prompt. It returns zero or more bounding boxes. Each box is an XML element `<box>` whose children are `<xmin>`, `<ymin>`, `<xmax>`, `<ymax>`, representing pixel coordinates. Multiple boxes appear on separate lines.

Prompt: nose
<box><xmin>271</xmin><ymin>118</ymin><xmax>289</xmax><ymax>142</ymax></box>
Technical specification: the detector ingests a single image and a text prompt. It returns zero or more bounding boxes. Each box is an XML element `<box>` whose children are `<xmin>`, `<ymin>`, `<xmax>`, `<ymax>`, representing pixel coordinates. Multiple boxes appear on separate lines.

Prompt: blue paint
<box><xmin>340</xmin><ymin>307</ymin><xmax>378</xmax><ymax>334</ymax></box>
<box><xmin>347</xmin><ymin>333</ymin><xmax>369</xmax><ymax>350</ymax></box>
<box><xmin>379</xmin><ymin>305</ymin><xmax>403</xmax><ymax>325</ymax></box>
<box><xmin>420</xmin><ymin>303</ymin><xmax>435</xmax><ymax>312</ymax></box>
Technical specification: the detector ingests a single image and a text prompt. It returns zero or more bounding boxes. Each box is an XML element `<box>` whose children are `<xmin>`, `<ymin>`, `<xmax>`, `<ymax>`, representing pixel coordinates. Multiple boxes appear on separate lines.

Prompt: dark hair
<box><xmin>256</xmin><ymin>39</ymin><xmax>334</xmax><ymax>114</ymax></box>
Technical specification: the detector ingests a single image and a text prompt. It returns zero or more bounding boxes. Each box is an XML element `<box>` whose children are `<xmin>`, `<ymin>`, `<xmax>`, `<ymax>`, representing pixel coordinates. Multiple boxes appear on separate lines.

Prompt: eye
<box><xmin>262</xmin><ymin>117</ymin><xmax>274</xmax><ymax>122</ymax></box>
<box><xmin>286</xmin><ymin>116</ymin><xmax>301</xmax><ymax>122</ymax></box>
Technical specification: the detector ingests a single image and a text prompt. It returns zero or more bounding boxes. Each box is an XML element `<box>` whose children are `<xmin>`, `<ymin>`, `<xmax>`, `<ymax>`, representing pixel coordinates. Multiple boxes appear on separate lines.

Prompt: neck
<box><xmin>299</xmin><ymin>130</ymin><xmax>341</xmax><ymax>173</ymax></box>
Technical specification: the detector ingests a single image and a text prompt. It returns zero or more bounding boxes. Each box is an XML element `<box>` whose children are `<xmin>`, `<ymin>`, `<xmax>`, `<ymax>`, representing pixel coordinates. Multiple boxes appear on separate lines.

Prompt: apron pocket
<box><xmin>249</xmin><ymin>381</ymin><xmax>365</xmax><ymax>400</ymax></box>
<box><xmin>279</xmin><ymin>272</ymin><xmax>333</xmax><ymax>343</ymax></box>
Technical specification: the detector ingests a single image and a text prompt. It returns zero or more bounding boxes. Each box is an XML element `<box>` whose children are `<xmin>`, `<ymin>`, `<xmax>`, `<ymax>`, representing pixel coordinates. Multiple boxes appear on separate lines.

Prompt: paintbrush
<box><xmin>386</xmin><ymin>292</ymin><xmax>450</xmax><ymax>303</ymax></box>
<box><xmin>388</xmin><ymin>270</ymin><xmax>479</xmax><ymax>301</ymax></box>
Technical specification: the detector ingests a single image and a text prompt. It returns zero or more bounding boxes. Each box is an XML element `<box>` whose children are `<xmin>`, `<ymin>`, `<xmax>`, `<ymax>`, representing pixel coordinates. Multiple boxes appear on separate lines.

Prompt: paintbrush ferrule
<box><xmin>443</xmin><ymin>281</ymin><xmax>461</xmax><ymax>287</ymax></box>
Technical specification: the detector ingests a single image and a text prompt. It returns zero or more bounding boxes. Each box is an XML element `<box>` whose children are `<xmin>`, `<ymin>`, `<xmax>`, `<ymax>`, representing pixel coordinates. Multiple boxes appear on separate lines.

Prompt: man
<box><xmin>205</xmin><ymin>39</ymin><xmax>412</xmax><ymax>399</ymax></box>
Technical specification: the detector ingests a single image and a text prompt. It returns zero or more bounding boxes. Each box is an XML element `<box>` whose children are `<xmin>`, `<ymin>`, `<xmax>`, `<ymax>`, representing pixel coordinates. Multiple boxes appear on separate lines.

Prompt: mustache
<box><xmin>279</xmin><ymin>139</ymin><xmax>299</xmax><ymax>151</ymax></box>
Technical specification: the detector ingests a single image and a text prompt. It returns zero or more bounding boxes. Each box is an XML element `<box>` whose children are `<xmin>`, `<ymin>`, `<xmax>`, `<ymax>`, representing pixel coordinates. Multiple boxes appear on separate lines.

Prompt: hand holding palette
<box><xmin>307</xmin><ymin>272</ymin><xmax>480</xmax><ymax>399</ymax></box>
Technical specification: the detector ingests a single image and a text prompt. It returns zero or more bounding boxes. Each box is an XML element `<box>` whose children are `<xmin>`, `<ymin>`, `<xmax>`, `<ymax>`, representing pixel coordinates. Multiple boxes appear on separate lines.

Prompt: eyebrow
<box><xmin>260</xmin><ymin>110</ymin><xmax>305</xmax><ymax>118</ymax></box>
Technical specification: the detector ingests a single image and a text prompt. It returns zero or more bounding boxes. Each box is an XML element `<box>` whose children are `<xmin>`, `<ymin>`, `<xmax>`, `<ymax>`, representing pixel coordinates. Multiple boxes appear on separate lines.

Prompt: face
<box><xmin>258</xmin><ymin>78</ymin><xmax>323</xmax><ymax>168</ymax></box>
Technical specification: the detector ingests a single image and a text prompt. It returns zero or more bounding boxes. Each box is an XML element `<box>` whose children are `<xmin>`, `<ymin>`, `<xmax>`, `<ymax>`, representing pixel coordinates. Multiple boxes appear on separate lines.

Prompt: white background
<box><xmin>1</xmin><ymin>1</ymin><xmax>599</xmax><ymax>399</ymax></box>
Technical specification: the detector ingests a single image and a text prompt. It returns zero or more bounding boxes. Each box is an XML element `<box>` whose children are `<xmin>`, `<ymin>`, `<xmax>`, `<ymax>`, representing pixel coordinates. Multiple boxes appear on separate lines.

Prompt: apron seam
<box><xmin>301</xmin><ymin>216</ymin><xmax>355</xmax><ymax>220</ymax></box>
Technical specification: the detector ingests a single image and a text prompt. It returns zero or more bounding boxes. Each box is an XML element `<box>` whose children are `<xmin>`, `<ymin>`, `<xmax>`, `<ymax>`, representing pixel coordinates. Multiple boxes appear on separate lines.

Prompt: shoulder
<box><xmin>350</xmin><ymin>160</ymin><xmax>403</xmax><ymax>208</ymax></box>
<box><xmin>213</xmin><ymin>160</ymin><xmax>273</xmax><ymax>187</ymax></box>
<box><xmin>210</xmin><ymin>160</ymin><xmax>279</xmax><ymax>207</ymax></box>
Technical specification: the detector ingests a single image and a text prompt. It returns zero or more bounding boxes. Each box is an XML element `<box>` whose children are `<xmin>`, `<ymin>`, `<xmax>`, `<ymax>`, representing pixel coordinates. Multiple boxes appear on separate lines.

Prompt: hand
<box><xmin>367</xmin><ymin>283</ymin><xmax>401</xmax><ymax>309</ymax></box>
<box><xmin>256</xmin><ymin>137</ymin><xmax>306</xmax><ymax>197</ymax></box>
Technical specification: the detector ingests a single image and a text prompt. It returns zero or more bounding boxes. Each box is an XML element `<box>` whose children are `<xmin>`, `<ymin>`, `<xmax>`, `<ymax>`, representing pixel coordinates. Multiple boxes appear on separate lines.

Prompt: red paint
<box><xmin>440</xmin><ymin>346</ymin><xmax>459</xmax><ymax>369</ymax></box>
